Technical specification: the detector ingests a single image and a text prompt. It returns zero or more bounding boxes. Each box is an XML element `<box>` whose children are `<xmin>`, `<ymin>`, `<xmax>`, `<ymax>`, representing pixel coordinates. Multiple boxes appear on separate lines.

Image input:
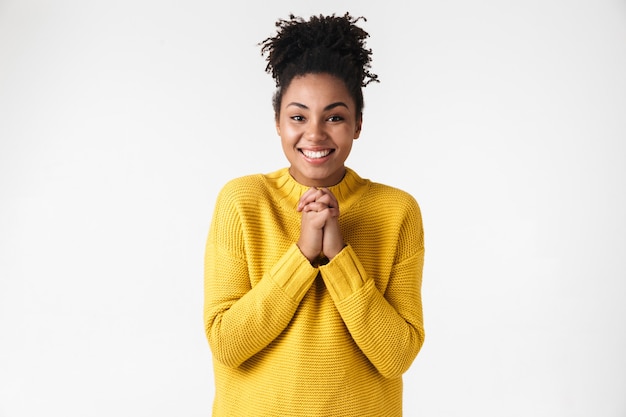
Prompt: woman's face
<box><xmin>276</xmin><ymin>73</ymin><xmax>362</xmax><ymax>188</ymax></box>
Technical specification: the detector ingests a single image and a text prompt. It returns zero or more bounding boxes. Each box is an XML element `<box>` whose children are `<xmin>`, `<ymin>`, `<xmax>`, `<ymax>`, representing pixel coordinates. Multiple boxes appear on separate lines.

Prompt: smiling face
<box><xmin>276</xmin><ymin>73</ymin><xmax>362</xmax><ymax>188</ymax></box>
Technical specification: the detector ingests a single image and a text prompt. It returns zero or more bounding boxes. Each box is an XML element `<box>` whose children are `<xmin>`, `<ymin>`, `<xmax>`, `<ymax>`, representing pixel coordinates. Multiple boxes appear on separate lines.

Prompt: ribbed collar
<box><xmin>264</xmin><ymin>167</ymin><xmax>370</xmax><ymax>213</ymax></box>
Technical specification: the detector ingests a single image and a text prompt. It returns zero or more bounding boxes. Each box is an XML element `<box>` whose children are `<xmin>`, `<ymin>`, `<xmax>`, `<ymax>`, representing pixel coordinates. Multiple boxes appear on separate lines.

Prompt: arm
<box><xmin>203</xmin><ymin>186</ymin><xmax>318</xmax><ymax>368</ymax></box>
<box><xmin>298</xmin><ymin>186</ymin><xmax>425</xmax><ymax>378</ymax></box>
<box><xmin>318</xmin><ymin>195</ymin><xmax>425</xmax><ymax>379</ymax></box>
<box><xmin>319</xmin><ymin>245</ymin><xmax>425</xmax><ymax>379</ymax></box>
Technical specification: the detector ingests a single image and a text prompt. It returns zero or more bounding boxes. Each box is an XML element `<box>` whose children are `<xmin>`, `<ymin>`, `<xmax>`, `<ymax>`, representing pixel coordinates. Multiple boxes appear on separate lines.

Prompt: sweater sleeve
<box><xmin>319</xmin><ymin>203</ymin><xmax>425</xmax><ymax>379</ymax></box>
<box><xmin>203</xmin><ymin>184</ymin><xmax>318</xmax><ymax>368</ymax></box>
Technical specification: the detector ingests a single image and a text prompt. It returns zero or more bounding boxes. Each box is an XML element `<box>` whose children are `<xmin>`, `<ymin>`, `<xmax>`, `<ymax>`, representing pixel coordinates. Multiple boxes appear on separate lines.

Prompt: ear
<box><xmin>275</xmin><ymin>114</ymin><xmax>281</xmax><ymax>135</ymax></box>
<box><xmin>354</xmin><ymin>114</ymin><xmax>363</xmax><ymax>139</ymax></box>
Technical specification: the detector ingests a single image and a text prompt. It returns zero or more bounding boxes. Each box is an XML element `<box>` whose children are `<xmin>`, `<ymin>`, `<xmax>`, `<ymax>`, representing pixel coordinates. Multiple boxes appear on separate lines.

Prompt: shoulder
<box><xmin>367</xmin><ymin>181</ymin><xmax>425</xmax><ymax>250</ymax></box>
<box><xmin>212</xmin><ymin>174</ymin><xmax>270</xmax><ymax>213</ymax></box>
<box><xmin>341</xmin><ymin>168</ymin><xmax>421</xmax><ymax>218</ymax></box>
<box><xmin>218</xmin><ymin>174</ymin><xmax>267</xmax><ymax>197</ymax></box>
<box><xmin>215</xmin><ymin>169</ymin><xmax>293</xmax><ymax>210</ymax></box>
<box><xmin>367</xmin><ymin>181</ymin><xmax>421</xmax><ymax>215</ymax></box>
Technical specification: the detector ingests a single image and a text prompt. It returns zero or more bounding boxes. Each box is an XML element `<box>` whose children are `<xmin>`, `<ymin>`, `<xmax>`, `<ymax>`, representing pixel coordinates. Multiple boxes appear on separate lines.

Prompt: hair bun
<box><xmin>260</xmin><ymin>13</ymin><xmax>379</xmax><ymax>88</ymax></box>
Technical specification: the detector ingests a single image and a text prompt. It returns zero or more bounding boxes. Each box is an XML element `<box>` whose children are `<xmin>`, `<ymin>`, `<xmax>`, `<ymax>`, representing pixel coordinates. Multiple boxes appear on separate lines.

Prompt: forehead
<box><xmin>281</xmin><ymin>73</ymin><xmax>353</xmax><ymax>106</ymax></box>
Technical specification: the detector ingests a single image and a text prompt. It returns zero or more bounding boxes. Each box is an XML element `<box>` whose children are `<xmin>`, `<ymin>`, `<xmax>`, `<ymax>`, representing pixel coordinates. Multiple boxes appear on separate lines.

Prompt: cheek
<box><xmin>278</xmin><ymin>123</ymin><xmax>298</xmax><ymax>141</ymax></box>
<box><xmin>279</xmin><ymin>129</ymin><xmax>296</xmax><ymax>151</ymax></box>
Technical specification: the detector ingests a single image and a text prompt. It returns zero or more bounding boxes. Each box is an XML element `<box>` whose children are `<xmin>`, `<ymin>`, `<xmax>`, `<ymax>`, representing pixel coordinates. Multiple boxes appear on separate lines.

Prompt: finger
<box><xmin>298</xmin><ymin>188</ymin><xmax>325</xmax><ymax>210</ymax></box>
<box><xmin>297</xmin><ymin>188</ymin><xmax>317</xmax><ymax>210</ymax></box>
<box><xmin>314</xmin><ymin>194</ymin><xmax>336</xmax><ymax>209</ymax></box>
<box><xmin>326</xmin><ymin>207</ymin><xmax>340</xmax><ymax>218</ymax></box>
<box><xmin>301</xmin><ymin>201</ymin><xmax>329</xmax><ymax>213</ymax></box>
<box><xmin>317</xmin><ymin>188</ymin><xmax>339</xmax><ymax>208</ymax></box>
<box><xmin>303</xmin><ymin>206</ymin><xmax>339</xmax><ymax>223</ymax></box>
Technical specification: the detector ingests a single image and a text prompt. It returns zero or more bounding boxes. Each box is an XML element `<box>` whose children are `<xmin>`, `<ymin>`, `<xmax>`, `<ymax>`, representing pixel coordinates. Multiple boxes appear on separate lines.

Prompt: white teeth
<box><xmin>301</xmin><ymin>149</ymin><xmax>331</xmax><ymax>159</ymax></box>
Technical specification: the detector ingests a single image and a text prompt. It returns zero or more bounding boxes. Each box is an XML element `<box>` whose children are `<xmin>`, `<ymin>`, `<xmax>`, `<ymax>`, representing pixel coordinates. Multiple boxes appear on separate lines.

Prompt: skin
<box><xmin>275</xmin><ymin>73</ymin><xmax>362</xmax><ymax>262</ymax></box>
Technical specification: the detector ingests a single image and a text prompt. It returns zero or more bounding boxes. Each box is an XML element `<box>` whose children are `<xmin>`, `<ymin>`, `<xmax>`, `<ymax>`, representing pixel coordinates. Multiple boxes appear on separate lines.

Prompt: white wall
<box><xmin>1</xmin><ymin>1</ymin><xmax>625</xmax><ymax>416</ymax></box>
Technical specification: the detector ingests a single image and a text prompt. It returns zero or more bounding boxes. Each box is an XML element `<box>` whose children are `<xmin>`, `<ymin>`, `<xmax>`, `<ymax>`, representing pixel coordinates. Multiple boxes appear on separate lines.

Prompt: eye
<box><xmin>327</xmin><ymin>115</ymin><xmax>344</xmax><ymax>122</ymax></box>
<box><xmin>290</xmin><ymin>115</ymin><xmax>305</xmax><ymax>122</ymax></box>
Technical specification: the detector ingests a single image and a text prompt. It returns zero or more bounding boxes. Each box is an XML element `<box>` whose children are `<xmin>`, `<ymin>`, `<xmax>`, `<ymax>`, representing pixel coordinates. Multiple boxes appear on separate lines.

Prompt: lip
<box><xmin>299</xmin><ymin>148</ymin><xmax>334</xmax><ymax>164</ymax></box>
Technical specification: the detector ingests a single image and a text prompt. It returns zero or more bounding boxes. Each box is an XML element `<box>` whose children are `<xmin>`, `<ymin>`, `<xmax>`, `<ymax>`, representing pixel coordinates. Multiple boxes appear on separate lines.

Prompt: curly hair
<box><xmin>259</xmin><ymin>13</ymin><xmax>379</xmax><ymax>119</ymax></box>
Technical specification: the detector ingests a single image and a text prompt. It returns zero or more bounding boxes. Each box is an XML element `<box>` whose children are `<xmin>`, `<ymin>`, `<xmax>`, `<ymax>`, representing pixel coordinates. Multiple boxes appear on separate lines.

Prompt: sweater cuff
<box><xmin>319</xmin><ymin>245</ymin><xmax>367</xmax><ymax>301</ymax></box>
<box><xmin>269</xmin><ymin>244</ymin><xmax>319</xmax><ymax>301</ymax></box>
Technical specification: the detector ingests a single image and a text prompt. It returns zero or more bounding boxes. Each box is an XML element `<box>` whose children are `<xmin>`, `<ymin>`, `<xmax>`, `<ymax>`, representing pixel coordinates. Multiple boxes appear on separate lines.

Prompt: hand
<box><xmin>296</xmin><ymin>188</ymin><xmax>344</xmax><ymax>262</ymax></box>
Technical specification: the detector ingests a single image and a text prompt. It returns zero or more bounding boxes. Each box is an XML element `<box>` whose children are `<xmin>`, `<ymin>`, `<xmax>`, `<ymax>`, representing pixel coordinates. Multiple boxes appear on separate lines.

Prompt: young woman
<box><xmin>204</xmin><ymin>13</ymin><xmax>425</xmax><ymax>416</ymax></box>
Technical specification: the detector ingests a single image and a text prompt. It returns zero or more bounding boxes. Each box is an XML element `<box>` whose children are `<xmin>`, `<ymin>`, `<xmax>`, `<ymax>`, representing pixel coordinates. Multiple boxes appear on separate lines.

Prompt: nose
<box><xmin>305</xmin><ymin>119</ymin><xmax>325</xmax><ymax>142</ymax></box>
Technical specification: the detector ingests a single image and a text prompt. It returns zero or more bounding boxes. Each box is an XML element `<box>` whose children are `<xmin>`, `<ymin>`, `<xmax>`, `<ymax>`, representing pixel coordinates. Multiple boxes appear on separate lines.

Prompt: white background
<box><xmin>1</xmin><ymin>1</ymin><xmax>625</xmax><ymax>416</ymax></box>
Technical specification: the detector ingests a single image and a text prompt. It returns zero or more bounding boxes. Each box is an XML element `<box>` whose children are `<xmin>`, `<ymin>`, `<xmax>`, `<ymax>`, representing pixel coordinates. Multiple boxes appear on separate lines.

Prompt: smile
<box><xmin>300</xmin><ymin>149</ymin><xmax>333</xmax><ymax>159</ymax></box>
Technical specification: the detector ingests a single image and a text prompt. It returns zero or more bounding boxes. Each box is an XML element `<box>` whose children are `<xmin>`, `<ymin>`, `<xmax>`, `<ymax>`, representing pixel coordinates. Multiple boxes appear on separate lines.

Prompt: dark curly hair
<box><xmin>259</xmin><ymin>13</ymin><xmax>379</xmax><ymax>120</ymax></box>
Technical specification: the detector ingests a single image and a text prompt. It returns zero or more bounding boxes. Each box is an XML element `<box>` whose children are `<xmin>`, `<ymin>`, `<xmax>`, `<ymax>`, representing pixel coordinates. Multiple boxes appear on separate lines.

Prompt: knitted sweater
<box><xmin>204</xmin><ymin>167</ymin><xmax>425</xmax><ymax>417</ymax></box>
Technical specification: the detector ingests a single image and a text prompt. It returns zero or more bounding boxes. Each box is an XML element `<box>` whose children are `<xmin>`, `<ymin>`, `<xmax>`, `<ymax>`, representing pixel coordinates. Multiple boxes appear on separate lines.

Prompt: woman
<box><xmin>204</xmin><ymin>13</ymin><xmax>425</xmax><ymax>416</ymax></box>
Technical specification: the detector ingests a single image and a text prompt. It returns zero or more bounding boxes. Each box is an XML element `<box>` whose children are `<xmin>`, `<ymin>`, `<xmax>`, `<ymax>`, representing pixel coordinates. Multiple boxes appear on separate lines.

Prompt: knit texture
<box><xmin>204</xmin><ymin>167</ymin><xmax>425</xmax><ymax>417</ymax></box>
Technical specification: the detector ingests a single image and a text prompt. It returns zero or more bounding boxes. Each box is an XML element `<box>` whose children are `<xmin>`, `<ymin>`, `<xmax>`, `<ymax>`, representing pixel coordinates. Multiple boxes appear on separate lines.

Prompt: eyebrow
<box><xmin>286</xmin><ymin>102</ymin><xmax>350</xmax><ymax>111</ymax></box>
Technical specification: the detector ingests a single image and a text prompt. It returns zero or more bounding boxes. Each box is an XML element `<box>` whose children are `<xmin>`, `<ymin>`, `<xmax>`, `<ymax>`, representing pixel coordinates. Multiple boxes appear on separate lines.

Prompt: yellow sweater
<box><xmin>204</xmin><ymin>167</ymin><xmax>425</xmax><ymax>417</ymax></box>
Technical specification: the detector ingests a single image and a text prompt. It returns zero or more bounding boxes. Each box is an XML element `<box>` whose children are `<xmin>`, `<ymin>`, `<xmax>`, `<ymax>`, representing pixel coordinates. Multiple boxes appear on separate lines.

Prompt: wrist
<box><xmin>322</xmin><ymin>242</ymin><xmax>346</xmax><ymax>260</ymax></box>
<box><xmin>296</xmin><ymin>241</ymin><xmax>320</xmax><ymax>264</ymax></box>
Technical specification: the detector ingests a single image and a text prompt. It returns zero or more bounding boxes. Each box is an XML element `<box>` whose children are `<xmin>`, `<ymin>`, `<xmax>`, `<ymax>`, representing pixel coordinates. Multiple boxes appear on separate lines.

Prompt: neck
<box><xmin>288</xmin><ymin>167</ymin><xmax>347</xmax><ymax>188</ymax></box>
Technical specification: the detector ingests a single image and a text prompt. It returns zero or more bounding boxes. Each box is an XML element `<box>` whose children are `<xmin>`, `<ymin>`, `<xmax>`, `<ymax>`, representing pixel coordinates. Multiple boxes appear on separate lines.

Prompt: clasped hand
<box><xmin>296</xmin><ymin>187</ymin><xmax>345</xmax><ymax>263</ymax></box>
